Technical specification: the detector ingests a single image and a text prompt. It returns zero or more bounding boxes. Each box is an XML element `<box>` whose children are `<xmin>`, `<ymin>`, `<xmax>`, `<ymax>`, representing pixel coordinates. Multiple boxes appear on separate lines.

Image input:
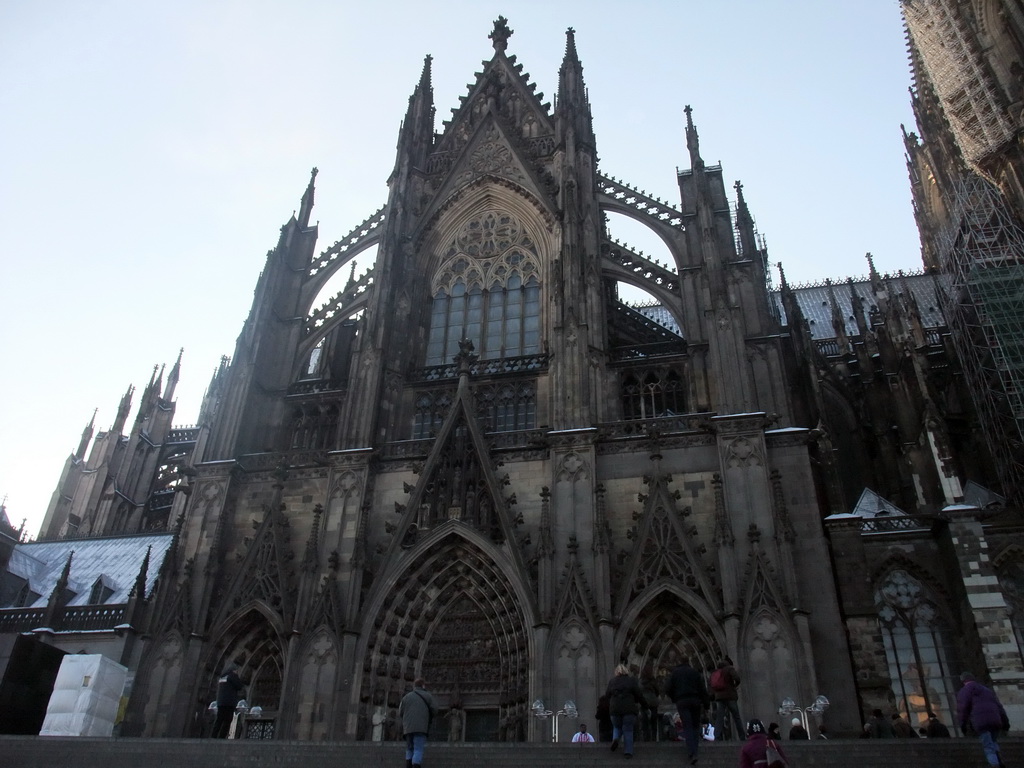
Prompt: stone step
<box><xmin>2</xmin><ymin>736</ymin><xmax>1023</xmax><ymax>768</ymax></box>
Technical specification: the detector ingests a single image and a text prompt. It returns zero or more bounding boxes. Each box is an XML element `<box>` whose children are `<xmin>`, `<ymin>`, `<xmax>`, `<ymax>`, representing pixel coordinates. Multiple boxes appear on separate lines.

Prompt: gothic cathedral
<box><xmin>11</xmin><ymin>16</ymin><xmax>1023</xmax><ymax>741</ymax></box>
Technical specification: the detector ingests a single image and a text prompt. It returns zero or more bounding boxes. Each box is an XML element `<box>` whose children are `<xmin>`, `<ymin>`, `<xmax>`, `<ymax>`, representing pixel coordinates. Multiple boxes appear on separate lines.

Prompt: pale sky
<box><xmin>0</xmin><ymin>1</ymin><xmax>919</xmax><ymax>538</ymax></box>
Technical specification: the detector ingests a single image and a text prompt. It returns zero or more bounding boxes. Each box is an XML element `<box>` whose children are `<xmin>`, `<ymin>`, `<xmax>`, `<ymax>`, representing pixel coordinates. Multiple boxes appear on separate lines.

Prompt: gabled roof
<box><xmin>7</xmin><ymin>533</ymin><xmax>173</xmax><ymax>607</ymax></box>
<box><xmin>850</xmin><ymin>488</ymin><xmax>908</xmax><ymax>518</ymax></box>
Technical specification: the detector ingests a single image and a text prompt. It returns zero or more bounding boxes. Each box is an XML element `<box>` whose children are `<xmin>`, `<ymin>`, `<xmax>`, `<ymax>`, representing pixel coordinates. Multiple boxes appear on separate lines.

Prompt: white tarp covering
<box><xmin>39</xmin><ymin>654</ymin><xmax>128</xmax><ymax>736</ymax></box>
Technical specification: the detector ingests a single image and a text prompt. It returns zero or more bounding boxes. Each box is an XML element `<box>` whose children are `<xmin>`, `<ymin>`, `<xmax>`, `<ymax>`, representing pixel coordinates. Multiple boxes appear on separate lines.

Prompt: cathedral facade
<box><xmin>2</xmin><ymin>15</ymin><xmax>1022</xmax><ymax>741</ymax></box>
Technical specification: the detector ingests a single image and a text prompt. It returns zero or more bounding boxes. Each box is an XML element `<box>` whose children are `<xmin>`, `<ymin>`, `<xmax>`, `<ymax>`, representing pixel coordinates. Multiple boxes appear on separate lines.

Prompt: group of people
<box><xmin>223</xmin><ymin>660</ymin><xmax>1009</xmax><ymax>768</ymax></box>
<box><xmin>590</xmin><ymin>660</ymin><xmax>1012</xmax><ymax>768</ymax></box>
<box><xmin>596</xmin><ymin>656</ymin><xmax>743</xmax><ymax>763</ymax></box>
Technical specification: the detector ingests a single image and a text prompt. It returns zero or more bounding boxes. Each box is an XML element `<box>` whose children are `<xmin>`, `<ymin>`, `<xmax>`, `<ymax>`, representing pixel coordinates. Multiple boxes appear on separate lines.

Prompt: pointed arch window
<box><xmin>875</xmin><ymin>569</ymin><xmax>958</xmax><ymax>731</ymax></box>
<box><xmin>425</xmin><ymin>212</ymin><xmax>542</xmax><ymax>367</ymax></box>
<box><xmin>621</xmin><ymin>369</ymin><xmax>686</xmax><ymax>420</ymax></box>
<box><xmin>475</xmin><ymin>382</ymin><xmax>536</xmax><ymax>432</ymax></box>
<box><xmin>426</xmin><ymin>273</ymin><xmax>540</xmax><ymax>366</ymax></box>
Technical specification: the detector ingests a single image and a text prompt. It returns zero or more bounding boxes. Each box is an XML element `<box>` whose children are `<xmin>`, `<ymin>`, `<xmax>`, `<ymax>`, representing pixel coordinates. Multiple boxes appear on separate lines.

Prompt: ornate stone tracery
<box><xmin>357</xmin><ymin>536</ymin><xmax>530</xmax><ymax>739</ymax></box>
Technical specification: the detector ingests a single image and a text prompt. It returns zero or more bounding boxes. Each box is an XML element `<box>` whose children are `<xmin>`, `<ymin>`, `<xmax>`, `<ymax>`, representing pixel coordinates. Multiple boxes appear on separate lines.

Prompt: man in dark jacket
<box><xmin>957</xmin><ymin>672</ymin><xmax>1009</xmax><ymax>767</ymax></box>
<box><xmin>399</xmin><ymin>678</ymin><xmax>437</xmax><ymax>768</ymax></box>
<box><xmin>925</xmin><ymin>711</ymin><xmax>951</xmax><ymax>738</ymax></box>
<box><xmin>666</xmin><ymin>657</ymin><xmax>709</xmax><ymax>765</ymax></box>
<box><xmin>212</xmin><ymin>663</ymin><xmax>245</xmax><ymax>738</ymax></box>
<box><xmin>709</xmin><ymin>658</ymin><xmax>743</xmax><ymax>741</ymax></box>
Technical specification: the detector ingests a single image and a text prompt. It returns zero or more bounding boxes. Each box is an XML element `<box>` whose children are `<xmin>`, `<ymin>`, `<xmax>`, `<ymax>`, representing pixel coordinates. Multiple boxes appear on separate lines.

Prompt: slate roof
<box><xmin>7</xmin><ymin>533</ymin><xmax>174</xmax><ymax>607</ymax></box>
<box><xmin>774</xmin><ymin>272</ymin><xmax>945</xmax><ymax>340</ymax></box>
<box><xmin>849</xmin><ymin>488</ymin><xmax>909</xmax><ymax>518</ymax></box>
<box><xmin>628</xmin><ymin>272</ymin><xmax>946</xmax><ymax>341</ymax></box>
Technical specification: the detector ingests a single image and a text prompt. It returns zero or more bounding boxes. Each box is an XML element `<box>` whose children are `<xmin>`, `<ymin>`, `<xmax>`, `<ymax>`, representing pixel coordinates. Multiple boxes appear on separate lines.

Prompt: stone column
<box><xmin>940</xmin><ymin>505</ymin><xmax>1024</xmax><ymax>727</ymax></box>
<box><xmin>824</xmin><ymin>514</ymin><xmax>893</xmax><ymax>721</ymax></box>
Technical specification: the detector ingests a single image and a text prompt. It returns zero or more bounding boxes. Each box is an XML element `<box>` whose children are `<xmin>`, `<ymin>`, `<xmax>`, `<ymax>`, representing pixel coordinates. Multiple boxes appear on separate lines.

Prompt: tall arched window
<box><xmin>425</xmin><ymin>212</ymin><xmax>541</xmax><ymax>366</ymax></box>
<box><xmin>875</xmin><ymin>569</ymin><xmax>958</xmax><ymax>731</ymax></box>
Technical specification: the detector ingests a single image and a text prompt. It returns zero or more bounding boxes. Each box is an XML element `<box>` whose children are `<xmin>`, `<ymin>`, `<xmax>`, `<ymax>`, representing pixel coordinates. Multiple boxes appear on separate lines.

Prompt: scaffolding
<box><xmin>939</xmin><ymin>173</ymin><xmax>1024</xmax><ymax>503</ymax></box>
<box><xmin>902</xmin><ymin>0</ymin><xmax>1016</xmax><ymax>167</ymax></box>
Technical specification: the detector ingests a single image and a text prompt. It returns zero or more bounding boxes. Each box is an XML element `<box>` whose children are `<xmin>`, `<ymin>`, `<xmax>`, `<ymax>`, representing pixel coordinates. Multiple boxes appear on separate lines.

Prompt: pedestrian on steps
<box><xmin>399</xmin><ymin>678</ymin><xmax>437</xmax><ymax>768</ymax></box>
<box><xmin>666</xmin><ymin>656</ymin><xmax>709</xmax><ymax>765</ymax></box>
<box><xmin>211</xmin><ymin>663</ymin><xmax>245</xmax><ymax>739</ymax></box>
<box><xmin>957</xmin><ymin>672</ymin><xmax>1010</xmax><ymax>768</ymax></box>
<box><xmin>709</xmin><ymin>657</ymin><xmax>743</xmax><ymax>741</ymax></box>
<box><xmin>606</xmin><ymin>663</ymin><xmax>645</xmax><ymax>758</ymax></box>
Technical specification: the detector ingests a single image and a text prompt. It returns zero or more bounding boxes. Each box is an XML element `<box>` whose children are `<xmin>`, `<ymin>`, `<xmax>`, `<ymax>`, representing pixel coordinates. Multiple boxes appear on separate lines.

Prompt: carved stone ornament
<box><xmin>725</xmin><ymin>436</ymin><xmax>762</xmax><ymax>468</ymax></box>
<box><xmin>456</xmin><ymin>126</ymin><xmax>527</xmax><ymax>187</ymax></box>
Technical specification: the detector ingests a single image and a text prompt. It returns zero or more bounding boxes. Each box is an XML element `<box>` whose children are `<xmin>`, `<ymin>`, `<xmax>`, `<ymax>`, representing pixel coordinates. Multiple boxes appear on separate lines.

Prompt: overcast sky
<box><xmin>0</xmin><ymin>1</ymin><xmax>918</xmax><ymax>538</ymax></box>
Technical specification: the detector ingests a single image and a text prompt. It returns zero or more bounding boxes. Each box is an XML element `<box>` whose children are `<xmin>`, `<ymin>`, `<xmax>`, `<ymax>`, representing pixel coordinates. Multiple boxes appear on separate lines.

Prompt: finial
<box><xmin>489</xmin><ymin>16</ymin><xmax>513</xmax><ymax>52</ymax></box>
<box><xmin>684</xmin><ymin>105</ymin><xmax>701</xmax><ymax>161</ymax></box>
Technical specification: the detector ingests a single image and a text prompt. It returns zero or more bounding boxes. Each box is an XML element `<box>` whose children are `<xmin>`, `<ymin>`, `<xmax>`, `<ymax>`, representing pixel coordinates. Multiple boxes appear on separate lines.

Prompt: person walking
<box><xmin>572</xmin><ymin>723</ymin><xmax>596</xmax><ymax>743</ymax></box>
<box><xmin>709</xmin><ymin>658</ymin><xmax>743</xmax><ymax>741</ymax></box>
<box><xmin>606</xmin><ymin>663</ymin><xmax>645</xmax><ymax>758</ymax></box>
<box><xmin>739</xmin><ymin>719</ymin><xmax>788</xmax><ymax>768</ymax></box>
<box><xmin>399</xmin><ymin>678</ymin><xmax>437</xmax><ymax>768</ymax></box>
<box><xmin>211</xmin><ymin>663</ymin><xmax>245</xmax><ymax>739</ymax></box>
<box><xmin>957</xmin><ymin>672</ymin><xmax>1010</xmax><ymax>768</ymax></box>
<box><xmin>666</xmin><ymin>657</ymin><xmax>709</xmax><ymax>765</ymax></box>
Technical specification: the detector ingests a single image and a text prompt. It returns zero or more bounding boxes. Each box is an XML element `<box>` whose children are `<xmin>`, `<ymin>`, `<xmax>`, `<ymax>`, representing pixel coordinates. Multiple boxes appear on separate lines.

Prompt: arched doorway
<box><xmin>358</xmin><ymin>534</ymin><xmax>531</xmax><ymax>741</ymax></box>
<box><xmin>199</xmin><ymin>607</ymin><xmax>285</xmax><ymax>738</ymax></box>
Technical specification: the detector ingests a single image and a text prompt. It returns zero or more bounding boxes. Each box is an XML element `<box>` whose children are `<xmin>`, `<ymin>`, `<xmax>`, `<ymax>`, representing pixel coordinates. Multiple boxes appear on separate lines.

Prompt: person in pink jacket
<box><xmin>739</xmin><ymin>719</ymin><xmax>787</xmax><ymax>768</ymax></box>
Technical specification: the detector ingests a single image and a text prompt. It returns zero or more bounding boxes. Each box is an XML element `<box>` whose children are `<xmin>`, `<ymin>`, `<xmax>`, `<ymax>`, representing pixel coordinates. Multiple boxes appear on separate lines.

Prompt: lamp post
<box><xmin>532</xmin><ymin>699</ymin><xmax>579</xmax><ymax>742</ymax></box>
<box><xmin>532</xmin><ymin>699</ymin><xmax>553</xmax><ymax>741</ymax></box>
<box><xmin>554</xmin><ymin>700</ymin><xmax>578</xmax><ymax>743</ymax></box>
<box><xmin>778</xmin><ymin>695</ymin><xmax>829</xmax><ymax>734</ymax></box>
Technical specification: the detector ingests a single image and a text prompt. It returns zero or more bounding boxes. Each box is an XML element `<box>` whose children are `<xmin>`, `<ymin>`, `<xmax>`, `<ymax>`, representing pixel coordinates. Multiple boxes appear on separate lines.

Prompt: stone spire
<box><xmin>555</xmin><ymin>27</ymin><xmax>594</xmax><ymax>147</ymax></box>
<box><xmin>297</xmin><ymin>167</ymin><xmax>318</xmax><ymax>229</ymax></box>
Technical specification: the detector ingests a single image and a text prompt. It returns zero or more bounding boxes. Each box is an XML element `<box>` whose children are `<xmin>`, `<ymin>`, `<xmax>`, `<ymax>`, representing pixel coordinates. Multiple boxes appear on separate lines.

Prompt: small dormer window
<box><xmin>88</xmin><ymin>577</ymin><xmax>115</xmax><ymax>605</ymax></box>
<box><xmin>13</xmin><ymin>580</ymin><xmax>40</xmax><ymax>608</ymax></box>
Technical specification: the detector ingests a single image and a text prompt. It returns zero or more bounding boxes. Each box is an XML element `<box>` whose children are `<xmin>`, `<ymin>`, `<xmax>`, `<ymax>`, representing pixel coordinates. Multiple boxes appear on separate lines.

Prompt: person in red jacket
<box><xmin>739</xmin><ymin>719</ymin><xmax>787</xmax><ymax>768</ymax></box>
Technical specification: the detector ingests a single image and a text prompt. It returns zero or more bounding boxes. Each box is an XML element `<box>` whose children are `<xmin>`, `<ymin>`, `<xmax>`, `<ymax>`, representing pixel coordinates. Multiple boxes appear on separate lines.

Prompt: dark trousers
<box><xmin>676</xmin><ymin>702</ymin><xmax>701</xmax><ymax>759</ymax></box>
<box><xmin>713</xmin><ymin>699</ymin><xmax>743</xmax><ymax>740</ymax></box>
<box><xmin>212</xmin><ymin>705</ymin><xmax>234</xmax><ymax>738</ymax></box>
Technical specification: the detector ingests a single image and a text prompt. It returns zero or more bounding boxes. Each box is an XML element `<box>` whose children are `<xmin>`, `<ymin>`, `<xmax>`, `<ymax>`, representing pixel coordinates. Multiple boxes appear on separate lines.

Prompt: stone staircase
<box><xmin>3</xmin><ymin>736</ymin><xmax>1023</xmax><ymax>768</ymax></box>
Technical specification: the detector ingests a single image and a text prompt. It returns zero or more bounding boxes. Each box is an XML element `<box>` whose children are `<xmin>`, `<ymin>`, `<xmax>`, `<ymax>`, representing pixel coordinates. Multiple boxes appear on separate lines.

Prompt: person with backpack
<box><xmin>709</xmin><ymin>657</ymin><xmax>743</xmax><ymax>741</ymax></box>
